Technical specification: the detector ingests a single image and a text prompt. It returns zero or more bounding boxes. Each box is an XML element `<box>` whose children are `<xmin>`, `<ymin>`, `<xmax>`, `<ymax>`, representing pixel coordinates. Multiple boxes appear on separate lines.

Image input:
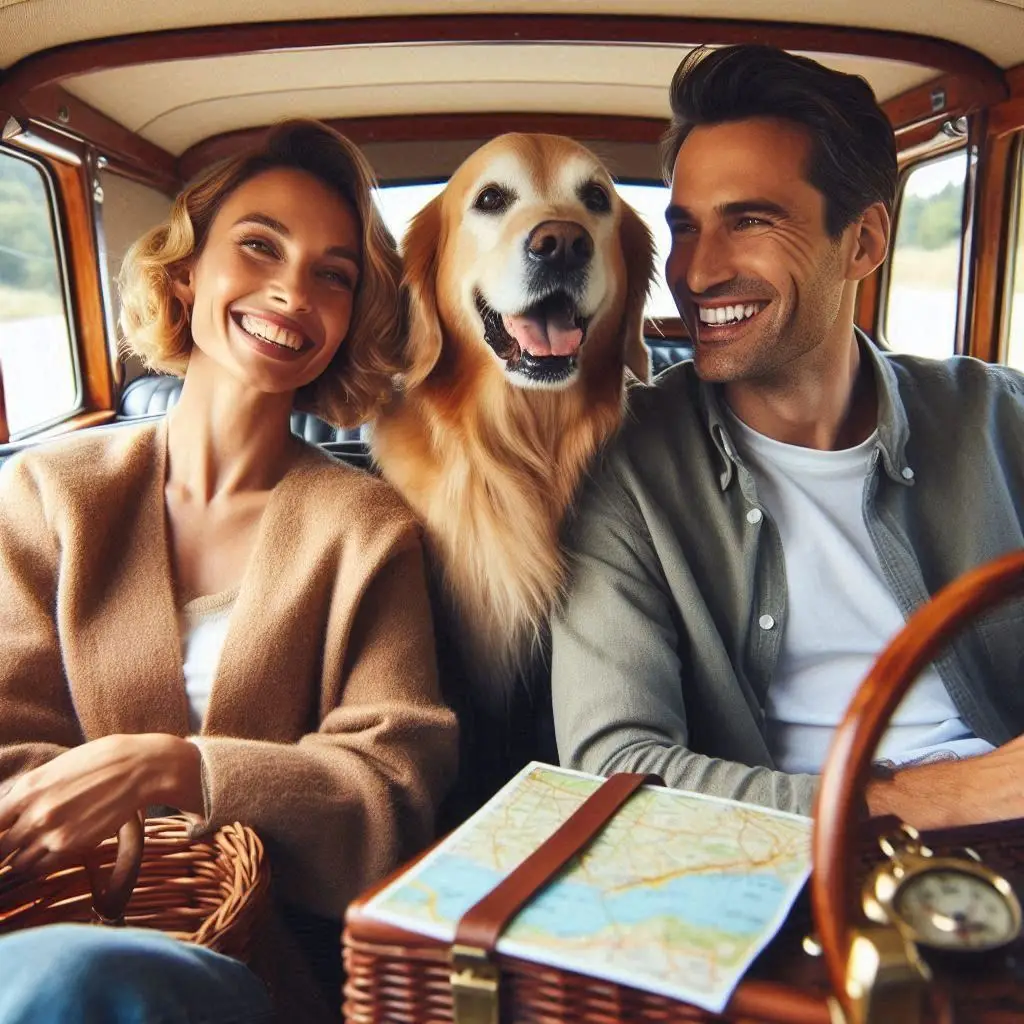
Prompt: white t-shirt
<box><xmin>178</xmin><ymin>589</ymin><xmax>237</xmax><ymax>733</ymax></box>
<box><xmin>727</xmin><ymin>411</ymin><xmax>993</xmax><ymax>774</ymax></box>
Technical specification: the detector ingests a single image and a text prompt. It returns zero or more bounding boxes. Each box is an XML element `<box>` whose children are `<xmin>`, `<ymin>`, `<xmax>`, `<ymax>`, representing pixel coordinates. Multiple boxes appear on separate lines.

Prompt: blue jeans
<box><xmin>0</xmin><ymin>924</ymin><xmax>274</xmax><ymax>1023</ymax></box>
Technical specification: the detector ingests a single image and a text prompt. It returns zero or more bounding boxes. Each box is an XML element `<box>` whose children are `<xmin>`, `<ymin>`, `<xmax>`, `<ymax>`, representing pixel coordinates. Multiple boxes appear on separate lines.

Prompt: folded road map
<box><xmin>362</xmin><ymin>762</ymin><xmax>813</xmax><ymax>1013</ymax></box>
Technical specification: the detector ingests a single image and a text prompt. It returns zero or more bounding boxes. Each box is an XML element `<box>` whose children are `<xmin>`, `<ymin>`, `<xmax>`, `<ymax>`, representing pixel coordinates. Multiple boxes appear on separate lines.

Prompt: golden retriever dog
<box><xmin>372</xmin><ymin>133</ymin><xmax>654</xmax><ymax>710</ymax></box>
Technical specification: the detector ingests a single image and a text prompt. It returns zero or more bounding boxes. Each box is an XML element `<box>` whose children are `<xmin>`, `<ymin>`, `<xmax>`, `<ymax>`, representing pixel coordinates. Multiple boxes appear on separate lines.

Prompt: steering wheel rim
<box><xmin>811</xmin><ymin>547</ymin><xmax>1024</xmax><ymax>1012</ymax></box>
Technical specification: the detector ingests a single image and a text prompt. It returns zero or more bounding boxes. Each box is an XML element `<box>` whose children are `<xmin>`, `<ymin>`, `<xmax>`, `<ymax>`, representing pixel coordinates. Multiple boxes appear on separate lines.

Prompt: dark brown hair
<box><xmin>661</xmin><ymin>45</ymin><xmax>898</xmax><ymax>236</ymax></box>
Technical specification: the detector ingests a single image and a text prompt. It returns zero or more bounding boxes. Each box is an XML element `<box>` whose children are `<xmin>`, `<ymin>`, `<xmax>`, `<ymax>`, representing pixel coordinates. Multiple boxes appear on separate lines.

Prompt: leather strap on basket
<box><xmin>85</xmin><ymin>812</ymin><xmax>145</xmax><ymax>925</ymax></box>
<box><xmin>454</xmin><ymin>772</ymin><xmax>663</xmax><ymax>954</ymax></box>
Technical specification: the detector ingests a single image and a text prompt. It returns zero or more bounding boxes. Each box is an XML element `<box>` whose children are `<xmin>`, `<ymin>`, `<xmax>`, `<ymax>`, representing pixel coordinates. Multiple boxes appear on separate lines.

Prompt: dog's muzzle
<box><xmin>475</xmin><ymin>219</ymin><xmax>593</xmax><ymax>387</ymax></box>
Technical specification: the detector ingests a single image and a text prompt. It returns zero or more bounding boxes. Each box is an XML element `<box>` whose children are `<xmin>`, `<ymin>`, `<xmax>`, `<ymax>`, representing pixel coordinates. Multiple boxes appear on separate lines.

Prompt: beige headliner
<box><xmin>61</xmin><ymin>45</ymin><xmax>937</xmax><ymax>157</ymax></box>
<box><xmin>2</xmin><ymin>0</ymin><xmax>1021</xmax><ymax>161</ymax></box>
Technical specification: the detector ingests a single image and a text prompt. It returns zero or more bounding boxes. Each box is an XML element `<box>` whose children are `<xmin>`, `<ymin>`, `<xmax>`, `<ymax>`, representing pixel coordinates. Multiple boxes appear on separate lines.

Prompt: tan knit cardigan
<box><xmin>0</xmin><ymin>422</ymin><xmax>458</xmax><ymax>921</ymax></box>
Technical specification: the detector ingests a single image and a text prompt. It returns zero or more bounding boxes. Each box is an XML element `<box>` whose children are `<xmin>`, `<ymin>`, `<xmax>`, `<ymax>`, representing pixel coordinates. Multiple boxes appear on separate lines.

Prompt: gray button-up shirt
<box><xmin>551</xmin><ymin>338</ymin><xmax>1024</xmax><ymax>816</ymax></box>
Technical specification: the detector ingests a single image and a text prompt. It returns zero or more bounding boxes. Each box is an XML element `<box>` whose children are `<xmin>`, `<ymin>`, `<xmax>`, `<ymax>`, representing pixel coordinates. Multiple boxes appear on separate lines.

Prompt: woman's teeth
<box><xmin>239</xmin><ymin>313</ymin><xmax>304</xmax><ymax>350</ymax></box>
<box><xmin>698</xmin><ymin>303</ymin><xmax>762</xmax><ymax>326</ymax></box>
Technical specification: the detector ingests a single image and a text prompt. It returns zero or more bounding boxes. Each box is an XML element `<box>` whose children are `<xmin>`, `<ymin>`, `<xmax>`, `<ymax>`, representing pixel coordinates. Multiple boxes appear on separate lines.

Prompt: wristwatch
<box><xmin>862</xmin><ymin>822</ymin><xmax>1022</xmax><ymax>954</ymax></box>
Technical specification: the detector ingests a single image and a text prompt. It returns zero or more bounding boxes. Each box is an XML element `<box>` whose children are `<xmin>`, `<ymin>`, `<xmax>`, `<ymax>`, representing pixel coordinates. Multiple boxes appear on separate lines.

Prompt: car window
<box><xmin>1005</xmin><ymin>139</ymin><xmax>1024</xmax><ymax>372</ymax></box>
<box><xmin>615</xmin><ymin>183</ymin><xmax>675</xmax><ymax>319</ymax></box>
<box><xmin>373</xmin><ymin>182</ymin><xmax>445</xmax><ymax>247</ymax></box>
<box><xmin>884</xmin><ymin>149</ymin><xmax>968</xmax><ymax>360</ymax></box>
<box><xmin>0</xmin><ymin>147</ymin><xmax>79</xmax><ymax>437</ymax></box>
<box><xmin>373</xmin><ymin>181</ymin><xmax>677</xmax><ymax>320</ymax></box>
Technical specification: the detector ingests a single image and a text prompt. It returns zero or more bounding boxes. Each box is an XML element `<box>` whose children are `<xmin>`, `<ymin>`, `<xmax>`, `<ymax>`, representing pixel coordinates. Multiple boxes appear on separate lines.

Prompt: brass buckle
<box><xmin>841</xmin><ymin>926</ymin><xmax>930</xmax><ymax>1024</ymax></box>
<box><xmin>450</xmin><ymin>943</ymin><xmax>499</xmax><ymax>1024</ymax></box>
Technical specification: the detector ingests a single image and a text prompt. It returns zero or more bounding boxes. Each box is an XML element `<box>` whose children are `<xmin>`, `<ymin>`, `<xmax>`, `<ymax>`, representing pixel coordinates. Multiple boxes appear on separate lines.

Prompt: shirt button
<box><xmin>758</xmin><ymin>614</ymin><xmax>776</xmax><ymax>631</ymax></box>
<box><xmin>746</xmin><ymin>508</ymin><xmax>763</xmax><ymax>525</ymax></box>
<box><xmin>901</xmin><ymin>467</ymin><xmax>915</xmax><ymax>480</ymax></box>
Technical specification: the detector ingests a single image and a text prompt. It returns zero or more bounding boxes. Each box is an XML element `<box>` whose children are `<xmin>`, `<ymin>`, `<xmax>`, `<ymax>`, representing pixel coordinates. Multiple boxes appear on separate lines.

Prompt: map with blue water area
<box><xmin>364</xmin><ymin>763</ymin><xmax>812</xmax><ymax>1013</ymax></box>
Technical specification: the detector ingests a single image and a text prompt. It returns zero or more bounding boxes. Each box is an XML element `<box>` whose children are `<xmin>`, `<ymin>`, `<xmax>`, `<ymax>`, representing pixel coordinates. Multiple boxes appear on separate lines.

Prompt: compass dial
<box><xmin>893</xmin><ymin>868</ymin><xmax>1020</xmax><ymax>951</ymax></box>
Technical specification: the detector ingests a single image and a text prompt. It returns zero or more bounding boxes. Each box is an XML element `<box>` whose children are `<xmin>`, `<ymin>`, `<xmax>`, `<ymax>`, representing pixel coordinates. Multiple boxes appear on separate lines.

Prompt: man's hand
<box><xmin>0</xmin><ymin>734</ymin><xmax>202</xmax><ymax>876</ymax></box>
<box><xmin>866</xmin><ymin>734</ymin><xmax>1024</xmax><ymax>830</ymax></box>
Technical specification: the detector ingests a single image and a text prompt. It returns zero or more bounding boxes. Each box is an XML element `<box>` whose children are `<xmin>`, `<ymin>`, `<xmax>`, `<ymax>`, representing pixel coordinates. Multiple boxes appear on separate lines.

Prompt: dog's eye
<box><xmin>579</xmin><ymin>182</ymin><xmax>611</xmax><ymax>214</ymax></box>
<box><xmin>474</xmin><ymin>186</ymin><xmax>513</xmax><ymax>214</ymax></box>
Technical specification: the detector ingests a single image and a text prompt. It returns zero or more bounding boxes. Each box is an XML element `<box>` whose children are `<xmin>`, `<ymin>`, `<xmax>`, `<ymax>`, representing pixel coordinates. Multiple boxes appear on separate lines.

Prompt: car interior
<box><xmin>1</xmin><ymin>7</ymin><xmax>1024</xmax><ymax>1019</ymax></box>
<box><xmin>2</xmin><ymin>2</ymin><xmax>1021</xmax><ymax>476</ymax></box>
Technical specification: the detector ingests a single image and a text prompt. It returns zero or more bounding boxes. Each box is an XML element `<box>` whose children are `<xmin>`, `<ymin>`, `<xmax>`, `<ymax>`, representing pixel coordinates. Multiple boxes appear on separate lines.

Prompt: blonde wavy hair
<box><xmin>118</xmin><ymin>119</ymin><xmax>403</xmax><ymax>428</ymax></box>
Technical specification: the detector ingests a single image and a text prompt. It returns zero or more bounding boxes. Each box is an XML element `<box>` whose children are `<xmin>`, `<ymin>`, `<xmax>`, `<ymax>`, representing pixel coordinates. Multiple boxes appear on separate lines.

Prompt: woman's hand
<box><xmin>0</xmin><ymin>734</ymin><xmax>203</xmax><ymax>876</ymax></box>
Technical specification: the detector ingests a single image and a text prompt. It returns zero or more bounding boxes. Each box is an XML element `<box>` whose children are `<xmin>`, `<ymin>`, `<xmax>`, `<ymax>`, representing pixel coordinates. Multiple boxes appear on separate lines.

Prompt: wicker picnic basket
<box><xmin>0</xmin><ymin>815</ymin><xmax>269</xmax><ymax>962</ymax></box>
<box><xmin>343</xmin><ymin>549</ymin><xmax>1024</xmax><ymax>1024</ymax></box>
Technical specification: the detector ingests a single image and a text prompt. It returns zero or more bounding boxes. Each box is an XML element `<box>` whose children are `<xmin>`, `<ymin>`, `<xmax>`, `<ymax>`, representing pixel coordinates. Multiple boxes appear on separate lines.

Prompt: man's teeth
<box><xmin>698</xmin><ymin>303</ymin><xmax>761</xmax><ymax>325</ymax></box>
<box><xmin>239</xmin><ymin>313</ymin><xmax>304</xmax><ymax>350</ymax></box>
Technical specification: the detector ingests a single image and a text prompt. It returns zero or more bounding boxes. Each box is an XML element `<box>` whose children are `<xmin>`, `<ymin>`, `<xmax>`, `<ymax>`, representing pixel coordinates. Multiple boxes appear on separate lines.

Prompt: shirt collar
<box><xmin>698</xmin><ymin>329</ymin><xmax>913</xmax><ymax>492</ymax></box>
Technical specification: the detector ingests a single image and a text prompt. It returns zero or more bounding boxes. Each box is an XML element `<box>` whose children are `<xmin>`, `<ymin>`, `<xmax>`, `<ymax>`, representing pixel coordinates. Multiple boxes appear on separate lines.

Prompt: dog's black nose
<box><xmin>526</xmin><ymin>221</ymin><xmax>593</xmax><ymax>271</ymax></box>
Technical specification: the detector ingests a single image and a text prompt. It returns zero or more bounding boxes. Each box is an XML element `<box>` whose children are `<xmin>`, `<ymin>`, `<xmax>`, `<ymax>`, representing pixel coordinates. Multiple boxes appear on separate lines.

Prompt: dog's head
<box><xmin>402</xmin><ymin>133</ymin><xmax>654</xmax><ymax>391</ymax></box>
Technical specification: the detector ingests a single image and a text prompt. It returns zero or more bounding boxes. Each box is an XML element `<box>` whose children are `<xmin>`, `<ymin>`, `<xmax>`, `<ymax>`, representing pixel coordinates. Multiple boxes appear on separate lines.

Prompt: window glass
<box><xmin>373</xmin><ymin>181</ymin><xmax>677</xmax><ymax>319</ymax></box>
<box><xmin>616</xmin><ymin>183</ymin><xmax>675</xmax><ymax>319</ymax></box>
<box><xmin>0</xmin><ymin>148</ymin><xmax>78</xmax><ymax>437</ymax></box>
<box><xmin>1005</xmin><ymin>141</ymin><xmax>1024</xmax><ymax>372</ymax></box>
<box><xmin>373</xmin><ymin>182</ymin><xmax>444</xmax><ymax>247</ymax></box>
<box><xmin>884</xmin><ymin>149</ymin><xmax>968</xmax><ymax>359</ymax></box>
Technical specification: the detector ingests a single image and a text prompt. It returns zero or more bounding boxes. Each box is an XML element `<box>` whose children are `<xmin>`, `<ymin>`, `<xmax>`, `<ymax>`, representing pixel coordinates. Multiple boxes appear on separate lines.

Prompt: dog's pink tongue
<box><xmin>502</xmin><ymin>310</ymin><xmax>583</xmax><ymax>358</ymax></box>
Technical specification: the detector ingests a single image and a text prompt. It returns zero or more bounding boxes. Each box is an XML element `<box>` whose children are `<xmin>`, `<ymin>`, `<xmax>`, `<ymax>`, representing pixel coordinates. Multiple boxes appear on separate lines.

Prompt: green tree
<box><xmin>897</xmin><ymin>181</ymin><xmax>964</xmax><ymax>251</ymax></box>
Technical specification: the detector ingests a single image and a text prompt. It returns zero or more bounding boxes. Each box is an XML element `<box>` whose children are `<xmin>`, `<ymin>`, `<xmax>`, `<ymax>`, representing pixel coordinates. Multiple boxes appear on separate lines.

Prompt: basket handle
<box><xmin>811</xmin><ymin>548</ymin><xmax>1024</xmax><ymax>1013</ymax></box>
<box><xmin>85</xmin><ymin>812</ymin><xmax>145</xmax><ymax>925</ymax></box>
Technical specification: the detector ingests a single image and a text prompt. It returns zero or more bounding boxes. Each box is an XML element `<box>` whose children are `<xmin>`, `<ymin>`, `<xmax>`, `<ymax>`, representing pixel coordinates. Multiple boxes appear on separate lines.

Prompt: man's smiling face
<box><xmin>665</xmin><ymin>117</ymin><xmax>851</xmax><ymax>384</ymax></box>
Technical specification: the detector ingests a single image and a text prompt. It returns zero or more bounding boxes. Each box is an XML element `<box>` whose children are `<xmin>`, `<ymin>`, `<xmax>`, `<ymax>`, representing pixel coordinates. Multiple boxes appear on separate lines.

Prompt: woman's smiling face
<box><xmin>176</xmin><ymin>166</ymin><xmax>362</xmax><ymax>395</ymax></box>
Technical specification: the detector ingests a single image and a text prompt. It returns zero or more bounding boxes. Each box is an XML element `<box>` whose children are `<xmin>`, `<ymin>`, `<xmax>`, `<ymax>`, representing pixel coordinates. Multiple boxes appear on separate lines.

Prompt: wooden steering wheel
<box><xmin>812</xmin><ymin>548</ymin><xmax>1024</xmax><ymax>1017</ymax></box>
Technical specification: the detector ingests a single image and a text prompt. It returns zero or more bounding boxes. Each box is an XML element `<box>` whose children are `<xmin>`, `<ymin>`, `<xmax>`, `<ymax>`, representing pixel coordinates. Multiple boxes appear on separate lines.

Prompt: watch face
<box><xmin>894</xmin><ymin>868</ymin><xmax>1020</xmax><ymax>951</ymax></box>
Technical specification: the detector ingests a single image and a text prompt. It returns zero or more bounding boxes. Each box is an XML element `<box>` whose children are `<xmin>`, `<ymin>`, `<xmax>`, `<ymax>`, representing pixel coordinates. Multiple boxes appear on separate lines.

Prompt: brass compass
<box><xmin>863</xmin><ymin>823</ymin><xmax>1022</xmax><ymax>954</ymax></box>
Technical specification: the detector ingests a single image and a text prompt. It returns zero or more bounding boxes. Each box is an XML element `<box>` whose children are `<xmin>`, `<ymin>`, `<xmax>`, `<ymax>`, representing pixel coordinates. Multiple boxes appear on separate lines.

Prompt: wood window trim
<box><xmin>988</xmin><ymin>65</ymin><xmax>1024</xmax><ymax>140</ymax></box>
<box><xmin>4</xmin><ymin>123</ymin><xmax>115</xmax><ymax>423</ymax></box>
<box><xmin>956</xmin><ymin>116</ymin><xmax>983</xmax><ymax>357</ymax></box>
<box><xmin>29</xmin><ymin>408</ymin><xmax>117</xmax><ymax>440</ymax></box>
<box><xmin>967</xmin><ymin>124</ymin><xmax>1019</xmax><ymax>363</ymax></box>
<box><xmin>11</xmin><ymin>85</ymin><xmax>180</xmax><ymax>195</ymax></box>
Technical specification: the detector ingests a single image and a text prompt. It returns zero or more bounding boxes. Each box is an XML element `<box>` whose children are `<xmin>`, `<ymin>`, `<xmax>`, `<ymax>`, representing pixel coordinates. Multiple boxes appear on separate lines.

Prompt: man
<box><xmin>551</xmin><ymin>44</ymin><xmax>1024</xmax><ymax>828</ymax></box>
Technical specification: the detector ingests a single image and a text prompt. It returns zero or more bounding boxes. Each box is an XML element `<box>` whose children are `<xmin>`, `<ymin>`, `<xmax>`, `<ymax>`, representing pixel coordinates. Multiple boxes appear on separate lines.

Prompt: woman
<box><xmin>0</xmin><ymin>120</ymin><xmax>457</xmax><ymax>1022</ymax></box>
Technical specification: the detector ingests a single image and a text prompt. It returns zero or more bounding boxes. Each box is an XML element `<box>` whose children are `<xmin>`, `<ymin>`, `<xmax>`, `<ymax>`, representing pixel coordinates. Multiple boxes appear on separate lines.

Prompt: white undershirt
<box><xmin>727</xmin><ymin>411</ymin><xmax>994</xmax><ymax>775</ymax></box>
<box><xmin>178</xmin><ymin>589</ymin><xmax>237</xmax><ymax>733</ymax></box>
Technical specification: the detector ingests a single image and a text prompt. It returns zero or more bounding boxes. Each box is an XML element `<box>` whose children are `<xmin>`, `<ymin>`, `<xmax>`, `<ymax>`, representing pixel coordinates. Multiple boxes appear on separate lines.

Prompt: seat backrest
<box><xmin>117</xmin><ymin>374</ymin><xmax>364</xmax><ymax>442</ymax></box>
<box><xmin>0</xmin><ymin>424</ymin><xmax>373</xmax><ymax>473</ymax></box>
<box><xmin>648</xmin><ymin>340</ymin><xmax>694</xmax><ymax>376</ymax></box>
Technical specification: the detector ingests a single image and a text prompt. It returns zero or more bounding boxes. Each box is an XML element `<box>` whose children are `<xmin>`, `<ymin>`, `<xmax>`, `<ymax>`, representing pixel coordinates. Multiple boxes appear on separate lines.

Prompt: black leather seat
<box><xmin>3</xmin><ymin>351</ymin><xmax>695</xmax><ymax>472</ymax></box>
<box><xmin>648</xmin><ymin>340</ymin><xmax>694</xmax><ymax>376</ymax></box>
<box><xmin>117</xmin><ymin>374</ymin><xmax>364</xmax><ymax>443</ymax></box>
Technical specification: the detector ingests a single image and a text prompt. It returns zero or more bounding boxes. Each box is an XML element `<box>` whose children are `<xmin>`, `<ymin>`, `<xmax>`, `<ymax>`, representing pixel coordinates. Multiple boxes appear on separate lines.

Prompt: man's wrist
<box><xmin>863</xmin><ymin>758</ymin><xmax>971</xmax><ymax>830</ymax></box>
<box><xmin>864</xmin><ymin>772</ymin><xmax>899</xmax><ymax>819</ymax></box>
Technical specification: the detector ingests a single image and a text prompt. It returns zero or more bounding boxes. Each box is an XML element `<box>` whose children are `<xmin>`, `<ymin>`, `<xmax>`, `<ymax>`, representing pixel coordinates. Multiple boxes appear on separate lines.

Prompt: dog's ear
<box><xmin>401</xmin><ymin>195</ymin><xmax>445</xmax><ymax>388</ymax></box>
<box><xmin>618</xmin><ymin>200</ymin><xmax>655</xmax><ymax>383</ymax></box>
